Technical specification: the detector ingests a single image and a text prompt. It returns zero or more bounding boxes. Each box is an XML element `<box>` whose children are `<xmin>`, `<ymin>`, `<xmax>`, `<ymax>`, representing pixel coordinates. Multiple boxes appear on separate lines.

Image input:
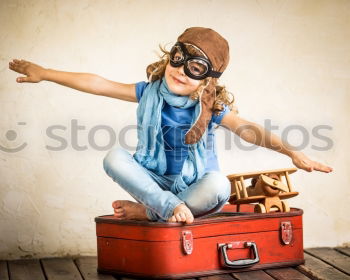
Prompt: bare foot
<box><xmin>167</xmin><ymin>203</ymin><xmax>194</xmax><ymax>224</ymax></box>
<box><xmin>112</xmin><ymin>200</ymin><xmax>149</xmax><ymax>221</ymax></box>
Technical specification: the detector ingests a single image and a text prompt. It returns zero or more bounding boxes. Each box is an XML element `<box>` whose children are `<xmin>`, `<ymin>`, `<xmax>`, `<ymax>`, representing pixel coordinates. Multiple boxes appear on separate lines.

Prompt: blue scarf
<box><xmin>133</xmin><ymin>77</ymin><xmax>207</xmax><ymax>193</ymax></box>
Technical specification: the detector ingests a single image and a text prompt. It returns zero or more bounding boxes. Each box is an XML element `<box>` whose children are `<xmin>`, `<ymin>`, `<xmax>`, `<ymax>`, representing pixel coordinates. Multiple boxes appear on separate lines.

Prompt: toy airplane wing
<box><xmin>227</xmin><ymin>167</ymin><xmax>297</xmax><ymax>181</ymax></box>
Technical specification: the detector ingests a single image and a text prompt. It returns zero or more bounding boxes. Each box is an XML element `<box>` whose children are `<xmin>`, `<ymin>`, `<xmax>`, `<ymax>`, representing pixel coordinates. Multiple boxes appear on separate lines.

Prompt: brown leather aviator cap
<box><xmin>177</xmin><ymin>27</ymin><xmax>230</xmax><ymax>74</ymax></box>
<box><xmin>178</xmin><ymin>27</ymin><xmax>230</xmax><ymax>144</ymax></box>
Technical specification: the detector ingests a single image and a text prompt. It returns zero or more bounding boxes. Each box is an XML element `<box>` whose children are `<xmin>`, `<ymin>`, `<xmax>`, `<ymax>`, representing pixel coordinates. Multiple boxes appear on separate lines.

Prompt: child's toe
<box><xmin>112</xmin><ymin>200</ymin><xmax>124</xmax><ymax>209</ymax></box>
<box><xmin>185</xmin><ymin>212</ymin><xmax>194</xmax><ymax>224</ymax></box>
<box><xmin>178</xmin><ymin>212</ymin><xmax>187</xmax><ymax>222</ymax></box>
<box><xmin>167</xmin><ymin>216</ymin><xmax>177</xmax><ymax>223</ymax></box>
<box><xmin>114</xmin><ymin>208</ymin><xmax>123</xmax><ymax>214</ymax></box>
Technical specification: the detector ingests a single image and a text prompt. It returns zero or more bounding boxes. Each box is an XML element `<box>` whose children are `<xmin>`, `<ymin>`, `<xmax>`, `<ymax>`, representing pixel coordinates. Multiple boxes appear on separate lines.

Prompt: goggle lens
<box><xmin>186</xmin><ymin>59</ymin><xmax>208</xmax><ymax>77</ymax></box>
<box><xmin>170</xmin><ymin>45</ymin><xmax>185</xmax><ymax>64</ymax></box>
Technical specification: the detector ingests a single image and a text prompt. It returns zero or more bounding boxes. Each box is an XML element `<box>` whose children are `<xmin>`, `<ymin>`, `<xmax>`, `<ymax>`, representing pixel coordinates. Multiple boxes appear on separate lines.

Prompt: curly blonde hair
<box><xmin>146</xmin><ymin>45</ymin><xmax>236</xmax><ymax>116</ymax></box>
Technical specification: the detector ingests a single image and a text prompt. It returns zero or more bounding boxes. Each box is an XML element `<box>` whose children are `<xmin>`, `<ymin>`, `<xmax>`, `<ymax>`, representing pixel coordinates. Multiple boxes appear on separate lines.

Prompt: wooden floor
<box><xmin>1</xmin><ymin>247</ymin><xmax>349</xmax><ymax>280</ymax></box>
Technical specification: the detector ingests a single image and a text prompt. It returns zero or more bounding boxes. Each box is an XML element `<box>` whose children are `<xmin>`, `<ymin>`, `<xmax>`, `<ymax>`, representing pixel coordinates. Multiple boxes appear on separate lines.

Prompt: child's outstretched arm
<box><xmin>221</xmin><ymin>111</ymin><xmax>333</xmax><ymax>173</ymax></box>
<box><xmin>8</xmin><ymin>59</ymin><xmax>137</xmax><ymax>102</ymax></box>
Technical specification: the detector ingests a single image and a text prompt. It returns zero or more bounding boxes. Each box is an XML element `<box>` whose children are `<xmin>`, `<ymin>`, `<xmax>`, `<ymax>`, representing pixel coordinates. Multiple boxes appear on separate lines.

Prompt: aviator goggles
<box><xmin>169</xmin><ymin>42</ymin><xmax>223</xmax><ymax>80</ymax></box>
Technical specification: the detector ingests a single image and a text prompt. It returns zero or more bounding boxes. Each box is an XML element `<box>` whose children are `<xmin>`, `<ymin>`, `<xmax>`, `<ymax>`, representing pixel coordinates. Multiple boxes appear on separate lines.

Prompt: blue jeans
<box><xmin>103</xmin><ymin>147</ymin><xmax>231</xmax><ymax>222</ymax></box>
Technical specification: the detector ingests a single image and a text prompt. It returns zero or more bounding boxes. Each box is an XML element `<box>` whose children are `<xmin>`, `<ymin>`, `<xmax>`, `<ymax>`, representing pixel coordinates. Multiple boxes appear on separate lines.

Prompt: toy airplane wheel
<box><xmin>254</xmin><ymin>203</ymin><xmax>267</xmax><ymax>213</ymax></box>
<box><xmin>282</xmin><ymin>201</ymin><xmax>290</xmax><ymax>212</ymax></box>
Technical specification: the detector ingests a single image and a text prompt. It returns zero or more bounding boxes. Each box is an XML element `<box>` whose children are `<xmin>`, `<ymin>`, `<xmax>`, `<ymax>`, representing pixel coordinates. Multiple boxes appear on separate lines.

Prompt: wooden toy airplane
<box><xmin>227</xmin><ymin>168</ymin><xmax>299</xmax><ymax>213</ymax></box>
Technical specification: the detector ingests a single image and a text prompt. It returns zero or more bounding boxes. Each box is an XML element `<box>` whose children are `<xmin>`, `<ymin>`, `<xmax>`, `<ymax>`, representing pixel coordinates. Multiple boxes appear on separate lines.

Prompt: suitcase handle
<box><xmin>220</xmin><ymin>241</ymin><xmax>260</xmax><ymax>268</ymax></box>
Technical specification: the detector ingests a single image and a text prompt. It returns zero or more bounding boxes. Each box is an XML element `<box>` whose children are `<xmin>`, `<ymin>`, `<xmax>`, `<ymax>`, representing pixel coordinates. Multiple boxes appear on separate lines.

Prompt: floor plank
<box><xmin>42</xmin><ymin>258</ymin><xmax>83</xmax><ymax>280</ymax></box>
<box><xmin>306</xmin><ymin>248</ymin><xmax>350</xmax><ymax>275</ymax></box>
<box><xmin>0</xmin><ymin>261</ymin><xmax>9</xmax><ymax>280</ymax></box>
<box><xmin>336</xmin><ymin>247</ymin><xmax>350</xmax><ymax>257</ymax></box>
<box><xmin>120</xmin><ymin>276</ymin><xmax>202</xmax><ymax>279</ymax></box>
<box><xmin>233</xmin><ymin>270</ymin><xmax>275</xmax><ymax>280</ymax></box>
<box><xmin>8</xmin><ymin>259</ymin><xmax>45</xmax><ymax>280</ymax></box>
<box><xmin>0</xmin><ymin>248</ymin><xmax>348</xmax><ymax>280</ymax></box>
<box><xmin>298</xmin><ymin>252</ymin><xmax>350</xmax><ymax>280</ymax></box>
<box><xmin>199</xmin><ymin>274</ymin><xmax>235</xmax><ymax>280</ymax></box>
<box><xmin>265</xmin><ymin>267</ymin><xmax>311</xmax><ymax>280</ymax></box>
<box><xmin>75</xmin><ymin>257</ymin><xmax>116</xmax><ymax>280</ymax></box>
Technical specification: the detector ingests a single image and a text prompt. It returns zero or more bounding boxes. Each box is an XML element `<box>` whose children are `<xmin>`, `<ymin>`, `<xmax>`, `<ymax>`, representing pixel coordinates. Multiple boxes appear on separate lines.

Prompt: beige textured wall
<box><xmin>0</xmin><ymin>0</ymin><xmax>349</xmax><ymax>259</ymax></box>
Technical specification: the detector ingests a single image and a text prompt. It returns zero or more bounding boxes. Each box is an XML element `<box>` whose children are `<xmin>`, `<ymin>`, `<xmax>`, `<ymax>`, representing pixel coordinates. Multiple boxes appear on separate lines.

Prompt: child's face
<box><xmin>164</xmin><ymin>62</ymin><xmax>201</xmax><ymax>96</ymax></box>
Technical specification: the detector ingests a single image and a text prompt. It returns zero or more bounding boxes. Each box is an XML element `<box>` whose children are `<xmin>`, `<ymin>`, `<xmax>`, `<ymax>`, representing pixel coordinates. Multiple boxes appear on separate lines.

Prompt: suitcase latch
<box><xmin>281</xmin><ymin>221</ymin><xmax>293</xmax><ymax>245</ymax></box>
<box><xmin>182</xmin><ymin>230</ymin><xmax>193</xmax><ymax>255</ymax></box>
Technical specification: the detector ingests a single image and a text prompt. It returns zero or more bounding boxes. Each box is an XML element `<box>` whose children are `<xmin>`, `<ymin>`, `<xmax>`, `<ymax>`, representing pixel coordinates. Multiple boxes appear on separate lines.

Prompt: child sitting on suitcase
<box><xmin>9</xmin><ymin>27</ymin><xmax>332</xmax><ymax>224</ymax></box>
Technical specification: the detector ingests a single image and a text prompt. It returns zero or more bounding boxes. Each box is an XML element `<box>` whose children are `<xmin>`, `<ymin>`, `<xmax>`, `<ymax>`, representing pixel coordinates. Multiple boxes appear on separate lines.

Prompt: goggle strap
<box><xmin>210</xmin><ymin>70</ymin><xmax>222</xmax><ymax>78</ymax></box>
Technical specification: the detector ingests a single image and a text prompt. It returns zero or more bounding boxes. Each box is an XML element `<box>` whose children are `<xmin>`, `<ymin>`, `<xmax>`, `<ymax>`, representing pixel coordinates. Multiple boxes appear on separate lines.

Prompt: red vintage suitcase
<box><xmin>95</xmin><ymin>204</ymin><xmax>304</xmax><ymax>279</ymax></box>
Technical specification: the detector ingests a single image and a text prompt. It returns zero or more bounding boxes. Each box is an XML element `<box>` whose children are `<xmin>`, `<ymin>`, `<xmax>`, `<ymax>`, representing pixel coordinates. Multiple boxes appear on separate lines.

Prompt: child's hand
<box><xmin>291</xmin><ymin>151</ymin><xmax>333</xmax><ymax>173</ymax></box>
<box><xmin>9</xmin><ymin>59</ymin><xmax>46</xmax><ymax>83</ymax></box>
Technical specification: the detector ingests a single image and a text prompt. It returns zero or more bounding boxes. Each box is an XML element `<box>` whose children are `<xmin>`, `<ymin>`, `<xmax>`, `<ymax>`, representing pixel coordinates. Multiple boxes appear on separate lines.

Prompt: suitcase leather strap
<box><xmin>198</xmin><ymin>211</ymin><xmax>249</xmax><ymax>219</ymax></box>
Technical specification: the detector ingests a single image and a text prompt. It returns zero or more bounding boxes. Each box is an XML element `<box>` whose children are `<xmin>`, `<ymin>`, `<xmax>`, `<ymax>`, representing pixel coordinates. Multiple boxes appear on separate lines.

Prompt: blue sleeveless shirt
<box><xmin>136</xmin><ymin>81</ymin><xmax>230</xmax><ymax>175</ymax></box>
